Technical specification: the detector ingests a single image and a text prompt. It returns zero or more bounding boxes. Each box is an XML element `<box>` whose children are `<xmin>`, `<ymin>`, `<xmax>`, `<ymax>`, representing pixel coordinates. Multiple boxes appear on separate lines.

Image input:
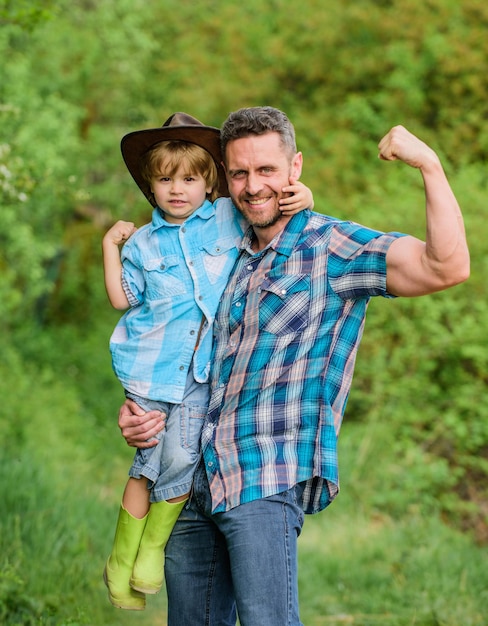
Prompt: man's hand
<box><xmin>118</xmin><ymin>398</ymin><xmax>166</xmax><ymax>448</ymax></box>
<box><xmin>378</xmin><ymin>125</ymin><xmax>439</xmax><ymax>171</ymax></box>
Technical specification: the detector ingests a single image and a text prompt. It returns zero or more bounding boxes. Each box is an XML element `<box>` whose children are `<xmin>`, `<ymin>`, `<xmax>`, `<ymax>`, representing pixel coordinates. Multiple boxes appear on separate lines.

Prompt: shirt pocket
<box><xmin>201</xmin><ymin>236</ymin><xmax>240</xmax><ymax>284</ymax></box>
<box><xmin>179</xmin><ymin>401</ymin><xmax>207</xmax><ymax>457</ymax></box>
<box><xmin>258</xmin><ymin>273</ymin><xmax>311</xmax><ymax>336</ymax></box>
<box><xmin>143</xmin><ymin>255</ymin><xmax>186</xmax><ymax>300</ymax></box>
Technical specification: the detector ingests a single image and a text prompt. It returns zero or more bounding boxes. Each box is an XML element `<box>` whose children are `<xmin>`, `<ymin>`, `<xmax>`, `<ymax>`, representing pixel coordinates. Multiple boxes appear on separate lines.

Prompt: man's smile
<box><xmin>247</xmin><ymin>197</ymin><xmax>270</xmax><ymax>206</ymax></box>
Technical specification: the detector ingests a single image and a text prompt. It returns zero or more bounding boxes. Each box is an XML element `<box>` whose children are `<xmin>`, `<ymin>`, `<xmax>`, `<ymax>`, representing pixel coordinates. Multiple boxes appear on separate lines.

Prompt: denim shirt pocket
<box><xmin>201</xmin><ymin>236</ymin><xmax>240</xmax><ymax>285</ymax></box>
<box><xmin>258</xmin><ymin>273</ymin><xmax>311</xmax><ymax>336</ymax></box>
<box><xmin>143</xmin><ymin>254</ymin><xmax>185</xmax><ymax>300</ymax></box>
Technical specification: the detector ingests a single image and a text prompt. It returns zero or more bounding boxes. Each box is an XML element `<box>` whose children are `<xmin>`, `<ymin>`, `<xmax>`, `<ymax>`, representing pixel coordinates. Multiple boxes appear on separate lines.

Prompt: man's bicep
<box><xmin>385</xmin><ymin>235</ymin><xmax>431</xmax><ymax>297</ymax></box>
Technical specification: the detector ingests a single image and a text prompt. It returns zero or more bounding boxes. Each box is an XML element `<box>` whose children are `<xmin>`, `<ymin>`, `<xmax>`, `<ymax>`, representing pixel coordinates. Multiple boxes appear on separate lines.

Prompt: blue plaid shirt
<box><xmin>201</xmin><ymin>209</ymin><xmax>405</xmax><ymax>514</ymax></box>
<box><xmin>110</xmin><ymin>198</ymin><xmax>245</xmax><ymax>403</ymax></box>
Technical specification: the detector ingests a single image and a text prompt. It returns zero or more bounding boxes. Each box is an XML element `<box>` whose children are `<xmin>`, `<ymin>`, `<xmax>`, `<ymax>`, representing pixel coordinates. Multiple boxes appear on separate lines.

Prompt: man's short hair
<box><xmin>221</xmin><ymin>106</ymin><xmax>297</xmax><ymax>162</ymax></box>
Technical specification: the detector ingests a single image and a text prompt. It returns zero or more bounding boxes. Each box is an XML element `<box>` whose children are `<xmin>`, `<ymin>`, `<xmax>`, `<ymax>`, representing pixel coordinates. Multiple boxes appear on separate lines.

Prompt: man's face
<box><xmin>223</xmin><ymin>132</ymin><xmax>302</xmax><ymax>230</ymax></box>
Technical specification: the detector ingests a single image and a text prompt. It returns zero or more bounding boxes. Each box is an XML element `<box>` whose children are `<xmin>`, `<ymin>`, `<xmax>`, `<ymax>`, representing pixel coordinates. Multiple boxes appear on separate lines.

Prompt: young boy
<box><xmin>102</xmin><ymin>113</ymin><xmax>314</xmax><ymax>610</ymax></box>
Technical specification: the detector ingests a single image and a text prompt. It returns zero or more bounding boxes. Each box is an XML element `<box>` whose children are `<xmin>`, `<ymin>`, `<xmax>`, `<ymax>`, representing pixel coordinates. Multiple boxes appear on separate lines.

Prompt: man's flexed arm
<box><xmin>378</xmin><ymin>125</ymin><xmax>470</xmax><ymax>297</ymax></box>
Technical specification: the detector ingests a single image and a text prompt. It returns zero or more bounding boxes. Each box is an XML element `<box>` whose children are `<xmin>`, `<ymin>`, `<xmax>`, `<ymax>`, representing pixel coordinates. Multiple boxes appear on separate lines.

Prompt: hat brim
<box><xmin>121</xmin><ymin>125</ymin><xmax>228</xmax><ymax>207</ymax></box>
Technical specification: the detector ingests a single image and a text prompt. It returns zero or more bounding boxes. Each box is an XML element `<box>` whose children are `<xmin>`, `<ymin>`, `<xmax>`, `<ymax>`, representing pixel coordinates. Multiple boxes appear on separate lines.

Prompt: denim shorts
<box><xmin>127</xmin><ymin>369</ymin><xmax>209</xmax><ymax>503</ymax></box>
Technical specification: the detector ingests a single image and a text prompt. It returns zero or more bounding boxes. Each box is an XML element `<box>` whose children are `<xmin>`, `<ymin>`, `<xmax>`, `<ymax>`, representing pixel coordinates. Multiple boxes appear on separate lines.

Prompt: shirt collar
<box><xmin>149</xmin><ymin>199</ymin><xmax>215</xmax><ymax>233</ymax></box>
<box><xmin>239</xmin><ymin>209</ymin><xmax>312</xmax><ymax>258</ymax></box>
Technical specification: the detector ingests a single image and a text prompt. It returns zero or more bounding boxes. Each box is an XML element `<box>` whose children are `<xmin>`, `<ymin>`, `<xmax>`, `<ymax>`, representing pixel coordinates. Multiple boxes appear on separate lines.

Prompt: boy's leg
<box><xmin>151</xmin><ymin>373</ymin><xmax>209</xmax><ymax>502</ymax></box>
<box><xmin>129</xmin><ymin>373</ymin><xmax>207</xmax><ymax>595</ymax></box>
<box><xmin>104</xmin><ymin>481</ymin><xmax>149</xmax><ymax>611</ymax></box>
<box><xmin>104</xmin><ymin>393</ymin><xmax>167</xmax><ymax>608</ymax></box>
<box><xmin>130</xmin><ymin>495</ymin><xmax>188</xmax><ymax>594</ymax></box>
<box><xmin>122</xmin><ymin>476</ymin><xmax>151</xmax><ymax>518</ymax></box>
<box><xmin>130</xmin><ymin>391</ymin><xmax>205</xmax><ymax>594</ymax></box>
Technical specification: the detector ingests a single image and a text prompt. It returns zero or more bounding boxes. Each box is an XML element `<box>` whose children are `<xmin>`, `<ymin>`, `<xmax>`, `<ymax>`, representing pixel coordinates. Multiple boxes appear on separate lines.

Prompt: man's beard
<box><xmin>233</xmin><ymin>195</ymin><xmax>283</xmax><ymax>229</ymax></box>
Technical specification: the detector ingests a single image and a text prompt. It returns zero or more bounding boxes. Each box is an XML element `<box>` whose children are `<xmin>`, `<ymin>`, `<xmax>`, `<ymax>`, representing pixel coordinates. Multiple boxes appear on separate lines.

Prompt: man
<box><xmin>118</xmin><ymin>107</ymin><xmax>469</xmax><ymax>625</ymax></box>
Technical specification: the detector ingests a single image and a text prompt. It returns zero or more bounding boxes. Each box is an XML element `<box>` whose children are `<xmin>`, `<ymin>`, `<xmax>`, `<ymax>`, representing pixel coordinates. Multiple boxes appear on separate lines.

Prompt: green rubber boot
<box><xmin>103</xmin><ymin>505</ymin><xmax>147</xmax><ymax>610</ymax></box>
<box><xmin>130</xmin><ymin>499</ymin><xmax>187</xmax><ymax>594</ymax></box>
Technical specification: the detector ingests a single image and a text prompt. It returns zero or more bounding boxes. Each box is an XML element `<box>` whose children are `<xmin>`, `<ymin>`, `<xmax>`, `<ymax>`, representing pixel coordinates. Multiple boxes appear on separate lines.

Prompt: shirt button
<box><xmin>235</xmin><ymin>301</ymin><xmax>242</xmax><ymax>307</ymax></box>
<box><xmin>207</xmin><ymin>461</ymin><xmax>213</xmax><ymax>467</ymax></box>
<box><xmin>160</xmin><ymin>264</ymin><xmax>165</xmax><ymax>270</ymax></box>
<box><xmin>281</xmin><ymin>289</ymin><xmax>287</xmax><ymax>295</ymax></box>
<box><xmin>181</xmin><ymin>227</ymin><xmax>186</xmax><ymax>233</ymax></box>
<box><xmin>179</xmin><ymin>365</ymin><xmax>185</xmax><ymax>371</ymax></box>
<box><xmin>190</xmin><ymin>330</ymin><xmax>195</xmax><ymax>335</ymax></box>
<box><xmin>247</xmin><ymin>265</ymin><xmax>253</xmax><ymax>271</ymax></box>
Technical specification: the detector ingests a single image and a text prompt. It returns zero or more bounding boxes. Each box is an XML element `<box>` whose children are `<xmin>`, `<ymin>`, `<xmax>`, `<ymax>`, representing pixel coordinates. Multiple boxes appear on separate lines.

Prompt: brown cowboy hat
<box><xmin>121</xmin><ymin>112</ymin><xmax>228</xmax><ymax>207</ymax></box>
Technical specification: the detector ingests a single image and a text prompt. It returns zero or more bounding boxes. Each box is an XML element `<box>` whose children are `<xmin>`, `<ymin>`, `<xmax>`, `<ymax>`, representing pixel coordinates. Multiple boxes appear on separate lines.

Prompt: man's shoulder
<box><xmin>303</xmin><ymin>211</ymin><xmax>381</xmax><ymax>240</ymax></box>
<box><xmin>299</xmin><ymin>211</ymin><xmax>348</xmax><ymax>243</ymax></box>
<box><xmin>293</xmin><ymin>211</ymin><xmax>386</xmax><ymax>255</ymax></box>
<box><xmin>306</xmin><ymin>210</ymin><xmax>346</xmax><ymax>228</ymax></box>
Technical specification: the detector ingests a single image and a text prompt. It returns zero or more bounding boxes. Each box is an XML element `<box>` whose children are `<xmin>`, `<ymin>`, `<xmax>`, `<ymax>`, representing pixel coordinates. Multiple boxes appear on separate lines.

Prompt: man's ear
<box><xmin>291</xmin><ymin>152</ymin><xmax>303</xmax><ymax>179</ymax></box>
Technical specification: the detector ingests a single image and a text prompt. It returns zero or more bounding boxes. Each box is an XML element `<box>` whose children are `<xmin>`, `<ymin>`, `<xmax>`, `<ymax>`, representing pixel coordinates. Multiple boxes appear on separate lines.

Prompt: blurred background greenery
<box><xmin>1</xmin><ymin>0</ymin><xmax>487</xmax><ymax>624</ymax></box>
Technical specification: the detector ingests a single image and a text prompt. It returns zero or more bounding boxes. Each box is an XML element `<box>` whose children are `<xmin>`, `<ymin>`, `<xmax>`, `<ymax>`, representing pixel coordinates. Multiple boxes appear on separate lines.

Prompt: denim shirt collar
<box><xmin>149</xmin><ymin>199</ymin><xmax>215</xmax><ymax>234</ymax></box>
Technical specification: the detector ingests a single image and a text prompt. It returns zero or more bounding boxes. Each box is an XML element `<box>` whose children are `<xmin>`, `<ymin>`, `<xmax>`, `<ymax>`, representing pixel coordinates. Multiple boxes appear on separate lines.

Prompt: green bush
<box><xmin>1</xmin><ymin>0</ymin><xmax>487</xmax><ymax>622</ymax></box>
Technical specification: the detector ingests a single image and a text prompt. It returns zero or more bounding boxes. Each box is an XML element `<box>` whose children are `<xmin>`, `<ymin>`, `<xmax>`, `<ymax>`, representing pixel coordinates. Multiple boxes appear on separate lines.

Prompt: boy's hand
<box><xmin>279</xmin><ymin>177</ymin><xmax>314</xmax><ymax>215</ymax></box>
<box><xmin>103</xmin><ymin>220</ymin><xmax>137</xmax><ymax>247</ymax></box>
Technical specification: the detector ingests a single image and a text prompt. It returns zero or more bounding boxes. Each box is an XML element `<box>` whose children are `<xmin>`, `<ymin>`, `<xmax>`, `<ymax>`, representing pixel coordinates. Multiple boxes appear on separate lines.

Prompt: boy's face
<box><xmin>150</xmin><ymin>161</ymin><xmax>212</xmax><ymax>224</ymax></box>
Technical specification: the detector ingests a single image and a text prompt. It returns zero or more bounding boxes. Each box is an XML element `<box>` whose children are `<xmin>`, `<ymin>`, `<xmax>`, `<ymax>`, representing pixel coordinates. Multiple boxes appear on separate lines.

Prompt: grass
<box><xmin>1</xmin><ymin>334</ymin><xmax>487</xmax><ymax>625</ymax></box>
<box><xmin>299</xmin><ymin>507</ymin><xmax>488</xmax><ymax>625</ymax></box>
<box><xmin>297</xmin><ymin>426</ymin><xmax>488</xmax><ymax>626</ymax></box>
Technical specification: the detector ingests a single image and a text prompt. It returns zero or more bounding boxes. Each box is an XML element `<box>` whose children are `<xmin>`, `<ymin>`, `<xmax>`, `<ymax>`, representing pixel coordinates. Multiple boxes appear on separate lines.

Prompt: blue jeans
<box><xmin>164</xmin><ymin>461</ymin><xmax>305</xmax><ymax>626</ymax></box>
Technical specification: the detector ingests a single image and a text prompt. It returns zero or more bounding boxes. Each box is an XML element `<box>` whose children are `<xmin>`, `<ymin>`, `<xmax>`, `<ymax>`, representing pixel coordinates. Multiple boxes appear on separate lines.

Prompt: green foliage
<box><xmin>299</xmin><ymin>492</ymin><xmax>488</xmax><ymax>624</ymax></box>
<box><xmin>0</xmin><ymin>0</ymin><xmax>56</xmax><ymax>30</ymax></box>
<box><xmin>297</xmin><ymin>423</ymin><xmax>488</xmax><ymax>624</ymax></box>
<box><xmin>0</xmin><ymin>339</ymin><xmax>165</xmax><ymax>625</ymax></box>
<box><xmin>1</xmin><ymin>0</ymin><xmax>487</xmax><ymax>622</ymax></box>
<box><xmin>0</xmin><ymin>19</ymin><xmax>85</xmax><ymax>333</ymax></box>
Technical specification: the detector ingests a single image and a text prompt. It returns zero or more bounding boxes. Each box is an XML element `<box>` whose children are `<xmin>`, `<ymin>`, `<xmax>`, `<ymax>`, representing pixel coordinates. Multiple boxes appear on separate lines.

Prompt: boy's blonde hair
<box><xmin>140</xmin><ymin>140</ymin><xmax>219</xmax><ymax>202</ymax></box>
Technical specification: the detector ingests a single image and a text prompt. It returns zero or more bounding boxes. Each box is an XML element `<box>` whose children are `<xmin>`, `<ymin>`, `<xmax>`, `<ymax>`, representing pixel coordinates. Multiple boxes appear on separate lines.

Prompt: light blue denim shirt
<box><xmin>110</xmin><ymin>198</ymin><xmax>246</xmax><ymax>403</ymax></box>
